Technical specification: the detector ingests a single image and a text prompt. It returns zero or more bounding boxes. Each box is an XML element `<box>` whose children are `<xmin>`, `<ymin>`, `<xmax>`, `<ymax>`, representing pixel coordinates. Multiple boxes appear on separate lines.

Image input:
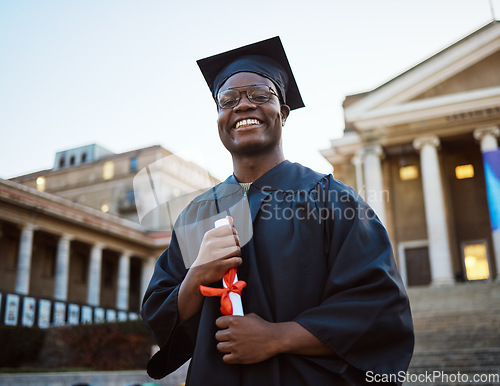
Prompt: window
<box><xmin>70</xmin><ymin>155</ymin><xmax>76</xmax><ymax>166</ymax></box>
<box><xmin>103</xmin><ymin>161</ymin><xmax>114</xmax><ymax>180</ymax></box>
<box><xmin>59</xmin><ymin>156</ymin><xmax>65</xmax><ymax>168</ymax></box>
<box><xmin>455</xmin><ymin>164</ymin><xmax>474</xmax><ymax>179</ymax></box>
<box><xmin>36</xmin><ymin>177</ymin><xmax>46</xmax><ymax>192</ymax></box>
<box><xmin>399</xmin><ymin>165</ymin><xmax>419</xmax><ymax>181</ymax></box>
<box><xmin>81</xmin><ymin>153</ymin><xmax>87</xmax><ymax>163</ymax></box>
<box><xmin>130</xmin><ymin>157</ymin><xmax>138</xmax><ymax>173</ymax></box>
<box><xmin>463</xmin><ymin>242</ymin><xmax>489</xmax><ymax>281</ymax></box>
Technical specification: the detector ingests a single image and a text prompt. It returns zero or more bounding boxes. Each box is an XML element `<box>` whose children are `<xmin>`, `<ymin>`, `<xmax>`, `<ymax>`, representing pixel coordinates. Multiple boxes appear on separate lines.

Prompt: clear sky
<box><xmin>0</xmin><ymin>0</ymin><xmax>498</xmax><ymax>181</ymax></box>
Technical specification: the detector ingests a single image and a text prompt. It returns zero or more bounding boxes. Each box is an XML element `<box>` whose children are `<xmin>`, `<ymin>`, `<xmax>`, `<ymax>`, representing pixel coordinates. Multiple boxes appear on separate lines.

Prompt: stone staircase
<box><xmin>405</xmin><ymin>282</ymin><xmax>500</xmax><ymax>385</ymax></box>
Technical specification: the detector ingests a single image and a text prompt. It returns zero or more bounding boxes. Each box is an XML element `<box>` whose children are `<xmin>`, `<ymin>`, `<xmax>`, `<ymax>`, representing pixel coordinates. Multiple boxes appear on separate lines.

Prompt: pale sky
<box><xmin>0</xmin><ymin>0</ymin><xmax>498</xmax><ymax>181</ymax></box>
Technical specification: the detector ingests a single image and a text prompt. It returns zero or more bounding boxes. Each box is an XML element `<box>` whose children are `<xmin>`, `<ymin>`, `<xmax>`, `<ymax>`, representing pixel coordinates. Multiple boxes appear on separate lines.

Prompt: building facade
<box><xmin>11</xmin><ymin>144</ymin><xmax>219</xmax><ymax>230</ymax></box>
<box><xmin>0</xmin><ymin>177</ymin><xmax>170</xmax><ymax>327</ymax></box>
<box><xmin>2</xmin><ymin>144</ymin><xmax>218</xmax><ymax>327</ymax></box>
<box><xmin>321</xmin><ymin>21</ymin><xmax>500</xmax><ymax>286</ymax></box>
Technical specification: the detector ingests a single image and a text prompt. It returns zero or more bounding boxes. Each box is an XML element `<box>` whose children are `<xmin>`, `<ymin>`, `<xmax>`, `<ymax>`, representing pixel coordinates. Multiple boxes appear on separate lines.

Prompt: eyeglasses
<box><xmin>217</xmin><ymin>84</ymin><xmax>279</xmax><ymax>109</ymax></box>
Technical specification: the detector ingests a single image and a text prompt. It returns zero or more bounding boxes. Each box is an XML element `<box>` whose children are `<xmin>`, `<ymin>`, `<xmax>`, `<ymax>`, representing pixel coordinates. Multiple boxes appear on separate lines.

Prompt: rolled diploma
<box><xmin>215</xmin><ymin>218</ymin><xmax>244</xmax><ymax>316</ymax></box>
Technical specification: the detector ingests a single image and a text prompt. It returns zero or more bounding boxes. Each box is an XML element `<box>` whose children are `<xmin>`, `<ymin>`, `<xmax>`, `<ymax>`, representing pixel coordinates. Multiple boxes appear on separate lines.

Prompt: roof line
<box><xmin>351</xmin><ymin>20</ymin><xmax>499</xmax><ymax>98</ymax></box>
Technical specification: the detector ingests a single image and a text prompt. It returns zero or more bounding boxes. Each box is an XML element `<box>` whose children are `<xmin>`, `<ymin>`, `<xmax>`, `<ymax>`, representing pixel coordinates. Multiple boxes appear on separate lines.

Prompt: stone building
<box><xmin>0</xmin><ymin>177</ymin><xmax>169</xmax><ymax>327</ymax></box>
<box><xmin>11</xmin><ymin>144</ymin><xmax>219</xmax><ymax>229</ymax></box>
<box><xmin>321</xmin><ymin>21</ymin><xmax>500</xmax><ymax>287</ymax></box>
<box><xmin>1</xmin><ymin>144</ymin><xmax>218</xmax><ymax>327</ymax></box>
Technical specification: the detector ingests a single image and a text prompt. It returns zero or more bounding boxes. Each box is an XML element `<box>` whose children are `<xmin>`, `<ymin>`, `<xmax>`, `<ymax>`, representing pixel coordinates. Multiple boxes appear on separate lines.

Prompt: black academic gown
<box><xmin>141</xmin><ymin>161</ymin><xmax>414</xmax><ymax>385</ymax></box>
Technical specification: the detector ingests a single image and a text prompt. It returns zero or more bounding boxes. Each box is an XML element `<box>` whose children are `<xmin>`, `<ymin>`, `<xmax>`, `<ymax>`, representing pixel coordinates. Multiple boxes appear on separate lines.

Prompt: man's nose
<box><xmin>234</xmin><ymin>93</ymin><xmax>257</xmax><ymax>111</ymax></box>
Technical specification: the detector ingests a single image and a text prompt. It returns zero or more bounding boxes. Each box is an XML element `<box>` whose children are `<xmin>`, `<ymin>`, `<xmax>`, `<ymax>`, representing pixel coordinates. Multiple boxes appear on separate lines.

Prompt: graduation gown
<box><xmin>141</xmin><ymin>160</ymin><xmax>414</xmax><ymax>385</ymax></box>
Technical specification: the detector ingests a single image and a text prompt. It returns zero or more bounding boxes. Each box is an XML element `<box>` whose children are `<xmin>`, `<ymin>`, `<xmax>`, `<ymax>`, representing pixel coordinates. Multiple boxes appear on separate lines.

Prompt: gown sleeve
<box><xmin>293</xmin><ymin>176</ymin><xmax>414</xmax><ymax>381</ymax></box>
<box><xmin>140</xmin><ymin>230</ymin><xmax>199</xmax><ymax>379</ymax></box>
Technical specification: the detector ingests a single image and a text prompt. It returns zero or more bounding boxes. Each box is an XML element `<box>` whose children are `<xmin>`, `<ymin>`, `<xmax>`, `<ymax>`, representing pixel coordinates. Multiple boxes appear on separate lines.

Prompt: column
<box><xmin>87</xmin><ymin>243</ymin><xmax>104</xmax><ymax>306</ymax></box>
<box><xmin>352</xmin><ymin>154</ymin><xmax>365</xmax><ymax>198</ymax></box>
<box><xmin>413</xmin><ymin>135</ymin><xmax>454</xmax><ymax>285</ymax></box>
<box><xmin>116</xmin><ymin>251</ymin><xmax>131</xmax><ymax>311</ymax></box>
<box><xmin>474</xmin><ymin>125</ymin><xmax>500</xmax><ymax>152</ymax></box>
<box><xmin>474</xmin><ymin>125</ymin><xmax>500</xmax><ymax>280</ymax></box>
<box><xmin>140</xmin><ymin>256</ymin><xmax>156</xmax><ymax>300</ymax></box>
<box><xmin>362</xmin><ymin>144</ymin><xmax>387</xmax><ymax>225</ymax></box>
<box><xmin>15</xmin><ymin>224</ymin><xmax>36</xmax><ymax>294</ymax></box>
<box><xmin>54</xmin><ymin>234</ymin><xmax>73</xmax><ymax>301</ymax></box>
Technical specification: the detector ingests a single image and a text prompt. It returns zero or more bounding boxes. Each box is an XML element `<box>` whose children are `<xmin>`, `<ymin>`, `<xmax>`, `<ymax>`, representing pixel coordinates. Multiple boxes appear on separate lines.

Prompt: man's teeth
<box><xmin>235</xmin><ymin>119</ymin><xmax>260</xmax><ymax>129</ymax></box>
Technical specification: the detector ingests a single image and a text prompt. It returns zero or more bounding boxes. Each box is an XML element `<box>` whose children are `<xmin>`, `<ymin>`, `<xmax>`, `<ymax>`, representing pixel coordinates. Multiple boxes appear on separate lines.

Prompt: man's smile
<box><xmin>234</xmin><ymin>118</ymin><xmax>262</xmax><ymax>130</ymax></box>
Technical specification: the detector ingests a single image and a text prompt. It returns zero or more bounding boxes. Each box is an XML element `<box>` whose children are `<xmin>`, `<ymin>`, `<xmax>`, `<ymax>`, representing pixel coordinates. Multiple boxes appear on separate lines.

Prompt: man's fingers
<box><xmin>223</xmin><ymin>353</ymin><xmax>237</xmax><ymax>364</ymax></box>
<box><xmin>207</xmin><ymin>219</ymin><xmax>241</xmax><ymax>247</ymax></box>
<box><xmin>220</xmin><ymin>234</ymin><xmax>240</xmax><ymax>247</ymax></box>
<box><xmin>217</xmin><ymin>341</ymin><xmax>232</xmax><ymax>353</ymax></box>
<box><xmin>216</xmin><ymin>315</ymin><xmax>232</xmax><ymax>329</ymax></box>
<box><xmin>202</xmin><ymin>236</ymin><xmax>239</xmax><ymax>255</ymax></box>
<box><xmin>208</xmin><ymin>234</ymin><xmax>238</xmax><ymax>250</ymax></box>
<box><xmin>210</xmin><ymin>225</ymin><xmax>235</xmax><ymax>238</ymax></box>
<box><xmin>221</xmin><ymin>257</ymin><xmax>243</xmax><ymax>271</ymax></box>
<box><xmin>192</xmin><ymin>255</ymin><xmax>241</xmax><ymax>271</ymax></box>
<box><xmin>221</xmin><ymin>245</ymin><xmax>241</xmax><ymax>258</ymax></box>
<box><xmin>215</xmin><ymin>329</ymin><xmax>229</xmax><ymax>342</ymax></box>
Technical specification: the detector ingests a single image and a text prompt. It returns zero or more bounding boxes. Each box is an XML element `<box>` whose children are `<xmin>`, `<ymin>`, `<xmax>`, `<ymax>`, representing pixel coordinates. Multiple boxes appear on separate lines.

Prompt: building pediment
<box><xmin>411</xmin><ymin>50</ymin><xmax>500</xmax><ymax>101</ymax></box>
<box><xmin>345</xmin><ymin>21</ymin><xmax>500</xmax><ymax>130</ymax></box>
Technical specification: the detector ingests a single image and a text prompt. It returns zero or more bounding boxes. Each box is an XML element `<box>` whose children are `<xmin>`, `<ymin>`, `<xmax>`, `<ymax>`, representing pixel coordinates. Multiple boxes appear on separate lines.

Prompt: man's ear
<box><xmin>280</xmin><ymin>105</ymin><xmax>291</xmax><ymax>122</ymax></box>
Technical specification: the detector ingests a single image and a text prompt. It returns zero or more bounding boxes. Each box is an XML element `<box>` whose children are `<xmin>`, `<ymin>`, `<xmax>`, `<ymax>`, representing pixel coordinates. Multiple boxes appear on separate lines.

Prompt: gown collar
<box><xmin>223</xmin><ymin>160</ymin><xmax>327</xmax><ymax>193</ymax></box>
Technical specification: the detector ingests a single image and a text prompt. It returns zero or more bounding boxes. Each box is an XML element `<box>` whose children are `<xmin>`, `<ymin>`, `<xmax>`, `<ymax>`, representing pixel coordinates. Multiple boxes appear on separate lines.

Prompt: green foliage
<box><xmin>0</xmin><ymin>325</ymin><xmax>46</xmax><ymax>367</ymax></box>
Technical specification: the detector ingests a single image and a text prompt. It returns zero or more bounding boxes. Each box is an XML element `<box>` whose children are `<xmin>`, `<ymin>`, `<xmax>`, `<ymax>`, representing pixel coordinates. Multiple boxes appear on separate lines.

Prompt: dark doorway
<box><xmin>406</xmin><ymin>246</ymin><xmax>431</xmax><ymax>286</ymax></box>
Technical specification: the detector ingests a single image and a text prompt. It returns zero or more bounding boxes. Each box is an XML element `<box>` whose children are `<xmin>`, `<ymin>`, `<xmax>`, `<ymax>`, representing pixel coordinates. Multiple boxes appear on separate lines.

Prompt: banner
<box><xmin>128</xmin><ymin>312</ymin><xmax>139</xmax><ymax>320</ymax></box>
<box><xmin>94</xmin><ymin>308</ymin><xmax>105</xmax><ymax>323</ymax></box>
<box><xmin>483</xmin><ymin>149</ymin><xmax>500</xmax><ymax>231</ymax></box>
<box><xmin>118</xmin><ymin>311</ymin><xmax>128</xmax><ymax>321</ymax></box>
<box><xmin>106</xmin><ymin>309</ymin><xmax>116</xmax><ymax>322</ymax></box>
<box><xmin>5</xmin><ymin>294</ymin><xmax>20</xmax><ymax>326</ymax></box>
<box><xmin>68</xmin><ymin>304</ymin><xmax>80</xmax><ymax>325</ymax></box>
<box><xmin>38</xmin><ymin>299</ymin><xmax>51</xmax><ymax>328</ymax></box>
<box><xmin>54</xmin><ymin>302</ymin><xmax>66</xmax><ymax>326</ymax></box>
<box><xmin>81</xmin><ymin>306</ymin><xmax>92</xmax><ymax>324</ymax></box>
<box><xmin>22</xmin><ymin>297</ymin><xmax>36</xmax><ymax>327</ymax></box>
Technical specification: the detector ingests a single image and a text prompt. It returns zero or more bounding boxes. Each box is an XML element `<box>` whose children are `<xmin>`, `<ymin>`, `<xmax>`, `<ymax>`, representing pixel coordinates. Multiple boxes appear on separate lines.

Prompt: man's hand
<box><xmin>215</xmin><ymin>313</ymin><xmax>334</xmax><ymax>364</ymax></box>
<box><xmin>191</xmin><ymin>216</ymin><xmax>241</xmax><ymax>285</ymax></box>
<box><xmin>178</xmin><ymin>216</ymin><xmax>241</xmax><ymax>321</ymax></box>
<box><xmin>215</xmin><ymin>313</ymin><xmax>280</xmax><ymax>364</ymax></box>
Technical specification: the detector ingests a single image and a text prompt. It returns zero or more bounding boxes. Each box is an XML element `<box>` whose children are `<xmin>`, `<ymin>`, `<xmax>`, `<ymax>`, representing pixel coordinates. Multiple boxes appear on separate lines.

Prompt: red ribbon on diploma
<box><xmin>199</xmin><ymin>267</ymin><xmax>246</xmax><ymax>315</ymax></box>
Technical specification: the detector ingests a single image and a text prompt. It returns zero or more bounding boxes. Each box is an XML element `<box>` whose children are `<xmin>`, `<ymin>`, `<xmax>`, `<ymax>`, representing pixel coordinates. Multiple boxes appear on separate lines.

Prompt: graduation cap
<box><xmin>197</xmin><ymin>36</ymin><xmax>304</xmax><ymax>110</ymax></box>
